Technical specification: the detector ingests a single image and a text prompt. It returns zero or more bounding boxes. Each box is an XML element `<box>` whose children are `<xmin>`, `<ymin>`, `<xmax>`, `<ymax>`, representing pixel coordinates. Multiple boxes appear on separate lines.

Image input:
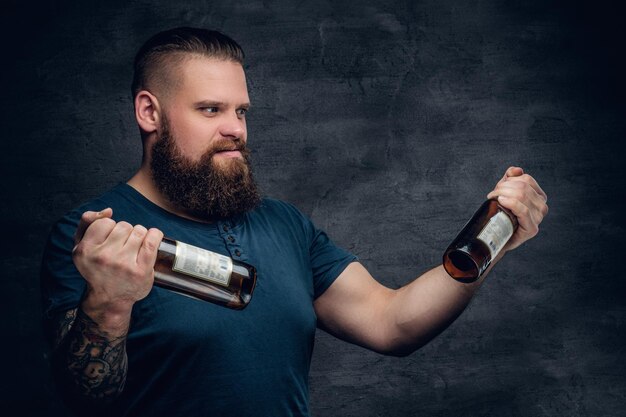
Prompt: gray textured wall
<box><xmin>2</xmin><ymin>0</ymin><xmax>625</xmax><ymax>416</ymax></box>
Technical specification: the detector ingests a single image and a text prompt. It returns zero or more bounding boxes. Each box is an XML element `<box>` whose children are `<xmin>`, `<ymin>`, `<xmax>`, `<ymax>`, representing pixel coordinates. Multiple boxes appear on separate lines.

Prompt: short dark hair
<box><xmin>131</xmin><ymin>27</ymin><xmax>245</xmax><ymax>99</ymax></box>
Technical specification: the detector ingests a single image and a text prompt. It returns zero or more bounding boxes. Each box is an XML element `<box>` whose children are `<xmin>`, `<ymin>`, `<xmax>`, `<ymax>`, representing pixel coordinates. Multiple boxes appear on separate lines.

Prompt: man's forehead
<box><xmin>174</xmin><ymin>56</ymin><xmax>249</xmax><ymax>102</ymax></box>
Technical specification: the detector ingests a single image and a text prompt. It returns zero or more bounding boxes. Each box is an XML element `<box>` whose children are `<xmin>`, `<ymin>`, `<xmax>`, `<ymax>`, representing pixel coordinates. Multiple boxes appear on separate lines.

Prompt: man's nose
<box><xmin>219</xmin><ymin>112</ymin><xmax>246</xmax><ymax>140</ymax></box>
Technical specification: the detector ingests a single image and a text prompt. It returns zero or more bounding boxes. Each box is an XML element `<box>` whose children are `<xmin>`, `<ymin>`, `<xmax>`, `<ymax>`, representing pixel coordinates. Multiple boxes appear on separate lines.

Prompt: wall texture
<box><xmin>1</xmin><ymin>0</ymin><xmax>624</xmax><ymax>416</ymax></box>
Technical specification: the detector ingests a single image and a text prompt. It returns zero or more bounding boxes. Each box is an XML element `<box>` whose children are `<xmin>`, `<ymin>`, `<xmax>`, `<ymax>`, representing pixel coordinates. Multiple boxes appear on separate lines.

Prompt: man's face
<box><xmin>156</xmin><ymin>57</ymin><xmax>251</xmax><ymax>164</ymax></box>
<box><xmin>149</xmin><ymin>57</ymin><xmax>260</xmax><ymax>220</ymax></box>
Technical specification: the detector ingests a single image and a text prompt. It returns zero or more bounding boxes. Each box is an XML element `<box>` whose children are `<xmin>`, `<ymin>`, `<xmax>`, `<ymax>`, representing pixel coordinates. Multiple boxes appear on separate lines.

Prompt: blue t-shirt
<box><xmin>41</xmin><ymin>184</ymin><xmax>357</xmax><ymax>417</ymax></box>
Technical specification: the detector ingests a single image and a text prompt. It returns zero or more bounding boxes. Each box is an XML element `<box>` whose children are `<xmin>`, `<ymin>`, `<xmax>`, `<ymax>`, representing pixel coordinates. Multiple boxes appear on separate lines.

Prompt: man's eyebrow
<box><xmin>193</xmin><ymin>100</ymin><xmax>251</xmax><ymax>108</ymax></box>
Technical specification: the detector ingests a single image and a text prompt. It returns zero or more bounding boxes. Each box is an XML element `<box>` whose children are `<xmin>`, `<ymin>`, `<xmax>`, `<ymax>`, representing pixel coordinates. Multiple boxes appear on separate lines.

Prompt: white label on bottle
<box><xmin>477</xmin><ymin>211</ymin><xmax>514</xmax><ymax>259</ymax></box>
<box><xmin>173</xmin><ymin>242</ymin><xmax>232</xmax><ymax>287</ymax></box>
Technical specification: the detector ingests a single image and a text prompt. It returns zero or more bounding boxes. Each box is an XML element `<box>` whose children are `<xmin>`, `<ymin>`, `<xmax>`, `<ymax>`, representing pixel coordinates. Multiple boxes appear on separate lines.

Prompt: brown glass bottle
<box><xmin>153</xmin><ymin>237</ymin><xmax>257</xmax><ymax>310</ymax></box>
<box><xmin>443</xmin><ymin>199</ymin><xmax>518</xmax><ymax>282</ymax></box>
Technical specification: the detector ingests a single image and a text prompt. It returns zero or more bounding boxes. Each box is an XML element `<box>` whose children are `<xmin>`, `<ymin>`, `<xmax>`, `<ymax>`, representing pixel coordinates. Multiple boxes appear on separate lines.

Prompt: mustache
<box><xmin>202</xmin><ymin>139</ymin><xmax>251</xmax><ymax>161</ymax></box>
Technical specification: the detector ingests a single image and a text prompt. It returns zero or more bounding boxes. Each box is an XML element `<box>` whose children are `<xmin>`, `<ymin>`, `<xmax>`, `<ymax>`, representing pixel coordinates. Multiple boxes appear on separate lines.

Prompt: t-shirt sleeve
<box><xmin>40</xmin><ymin>208</ymin><xmax>87</xmax><ymax>324</ymax></box>
<box><xmin>269</xmin><ymin>199</ymin><xmax>358</xmax><ymax>299</ymax></box>
<box><xmin>309</xmin><ymin>225</ymin><xmax>358</xmax><ymax>299</ymax></box>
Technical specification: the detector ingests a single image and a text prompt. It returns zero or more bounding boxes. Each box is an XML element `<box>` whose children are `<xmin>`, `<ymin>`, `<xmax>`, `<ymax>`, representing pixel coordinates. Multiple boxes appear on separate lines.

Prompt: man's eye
<box><xmin>201</xmin><ymin>107</ymin><xmax>219</xmax><ymax>114</ymax></box>
<box><xmin>236</xmin><ymin>108</ymin><xmax>248</xmax><ymax>117</ymax></box>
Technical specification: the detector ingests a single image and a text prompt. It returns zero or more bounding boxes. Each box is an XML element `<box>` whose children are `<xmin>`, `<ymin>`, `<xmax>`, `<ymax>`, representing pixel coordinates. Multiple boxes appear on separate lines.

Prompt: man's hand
<box><xmin>72</xmin><ymin>208</ymin><xmax>163</xmax><ymax>323</ymax></box>
<box><xmin>486</xmin><ymin>166</ymin><xmax>548</xmax><ymax>252</ymax></box>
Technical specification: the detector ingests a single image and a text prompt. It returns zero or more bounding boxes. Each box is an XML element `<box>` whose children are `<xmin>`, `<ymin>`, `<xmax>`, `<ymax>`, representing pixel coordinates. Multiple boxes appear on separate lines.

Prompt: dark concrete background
<box><xmin>1</xmin><ymin>0</ymin><xmax>624</xmax><ymax>416</ymax></box>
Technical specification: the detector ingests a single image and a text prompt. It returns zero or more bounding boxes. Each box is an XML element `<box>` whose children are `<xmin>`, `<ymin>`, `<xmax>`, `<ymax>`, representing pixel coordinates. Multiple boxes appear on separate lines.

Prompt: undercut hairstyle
<box><xmin>131</xmin><ymin>27</ymin><xmax>245</xmax><ymax>100</ymax></box>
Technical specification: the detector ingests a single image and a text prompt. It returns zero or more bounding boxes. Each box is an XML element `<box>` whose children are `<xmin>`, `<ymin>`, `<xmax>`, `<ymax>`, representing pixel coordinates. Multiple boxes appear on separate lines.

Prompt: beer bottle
<box><xmin>443</xmin><ymin>200</ymin><xmax>518</xmax><ymax>282</ymax></box>
<box><xmin>154</xmin><ymin>237</ymin><xmax>256</xmax><ymax>309</ymax></box>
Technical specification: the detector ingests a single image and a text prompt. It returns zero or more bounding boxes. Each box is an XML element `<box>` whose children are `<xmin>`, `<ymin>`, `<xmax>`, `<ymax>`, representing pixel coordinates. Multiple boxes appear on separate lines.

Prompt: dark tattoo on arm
<box><xmin>53</xmin><ymin>308</ymin><xmax>128</xmax><ymax>403</ymax></box>
<box><xmin>54</xmin><ymin>308</ymin><xmax>77</xmax><ymax>348</ymax></box>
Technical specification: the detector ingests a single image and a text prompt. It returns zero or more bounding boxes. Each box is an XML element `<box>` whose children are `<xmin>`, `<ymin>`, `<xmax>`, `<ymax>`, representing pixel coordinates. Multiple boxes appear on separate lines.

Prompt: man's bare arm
<box><xmin>314</xmin><ymin>262</ymin><xmax>496</xmax><ymax>356</ymax></box>
<box><xmin>315</xmin><ymin>167</ymin><xmax>548</xmax><ymax>356</ymax></box>
<box><xmin>51</xmin><ymin>307</ymin><xmax>129</xmax><ymax>402</ymax></box>
<box><xmin>48</xmin><ymin>208</ymin><xmax>163</xmax><ymax>404</ymax></box>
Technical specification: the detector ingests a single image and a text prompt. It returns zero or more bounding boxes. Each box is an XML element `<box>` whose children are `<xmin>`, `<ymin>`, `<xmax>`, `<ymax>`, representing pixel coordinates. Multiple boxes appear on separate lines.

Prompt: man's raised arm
<box><xmin>314</xmin><ymin>167</ymin><xmax>548</xmax><ymax>356</ymax></box>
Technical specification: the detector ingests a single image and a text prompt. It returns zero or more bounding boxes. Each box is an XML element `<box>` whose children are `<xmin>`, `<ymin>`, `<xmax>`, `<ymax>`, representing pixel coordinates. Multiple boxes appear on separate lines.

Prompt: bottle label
<box><xmin>172</xmin><ymin>242</ymin><xmax>232</xmax><ymax>287</ymax></box>
<box><xmin>477</xmin><ymin>211</ymin><xmax>514</xmax><ymax>259</ymax></box>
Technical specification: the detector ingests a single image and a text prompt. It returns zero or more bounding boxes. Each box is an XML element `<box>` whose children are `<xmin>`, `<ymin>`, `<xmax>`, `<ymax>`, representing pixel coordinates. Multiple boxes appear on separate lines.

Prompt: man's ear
<box><xmin>135</xmin><ymin>90</ymin><xmax>161</xmax><ymax>134</ymax></box>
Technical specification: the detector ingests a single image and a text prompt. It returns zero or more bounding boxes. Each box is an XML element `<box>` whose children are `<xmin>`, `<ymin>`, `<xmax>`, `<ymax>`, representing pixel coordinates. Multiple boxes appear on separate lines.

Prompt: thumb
<box><xmin>504</xmin><ymin>166</ymin><xmax>524</xmax><ymax>179</ymax></box>
<box><xmin>137</xmin><ymin>228</ymin><xmax>164</xmax><ymax>270</ymax></box>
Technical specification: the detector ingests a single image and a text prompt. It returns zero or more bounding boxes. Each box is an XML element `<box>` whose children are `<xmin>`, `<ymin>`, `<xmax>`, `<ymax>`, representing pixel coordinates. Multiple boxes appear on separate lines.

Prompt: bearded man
<box><xmin>41</xmin><ymin>27</ymin><xmax>548</xmax><ymax>417</ymax></box>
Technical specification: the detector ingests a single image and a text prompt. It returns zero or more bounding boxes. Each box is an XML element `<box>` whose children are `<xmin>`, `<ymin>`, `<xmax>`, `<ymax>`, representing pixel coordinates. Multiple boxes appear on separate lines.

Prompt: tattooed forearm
<box><xmin>53</xmin><ymin>308</ymin><xmax>128</xmax><ymax>403</ymax></box>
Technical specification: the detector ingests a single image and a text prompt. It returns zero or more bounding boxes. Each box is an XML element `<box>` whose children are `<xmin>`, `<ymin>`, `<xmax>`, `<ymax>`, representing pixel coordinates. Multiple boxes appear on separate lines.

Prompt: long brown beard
<box><xmin>150</xmin><ymin>116</ymin><xmax>261</xmax><ymax>221</ymax></box>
